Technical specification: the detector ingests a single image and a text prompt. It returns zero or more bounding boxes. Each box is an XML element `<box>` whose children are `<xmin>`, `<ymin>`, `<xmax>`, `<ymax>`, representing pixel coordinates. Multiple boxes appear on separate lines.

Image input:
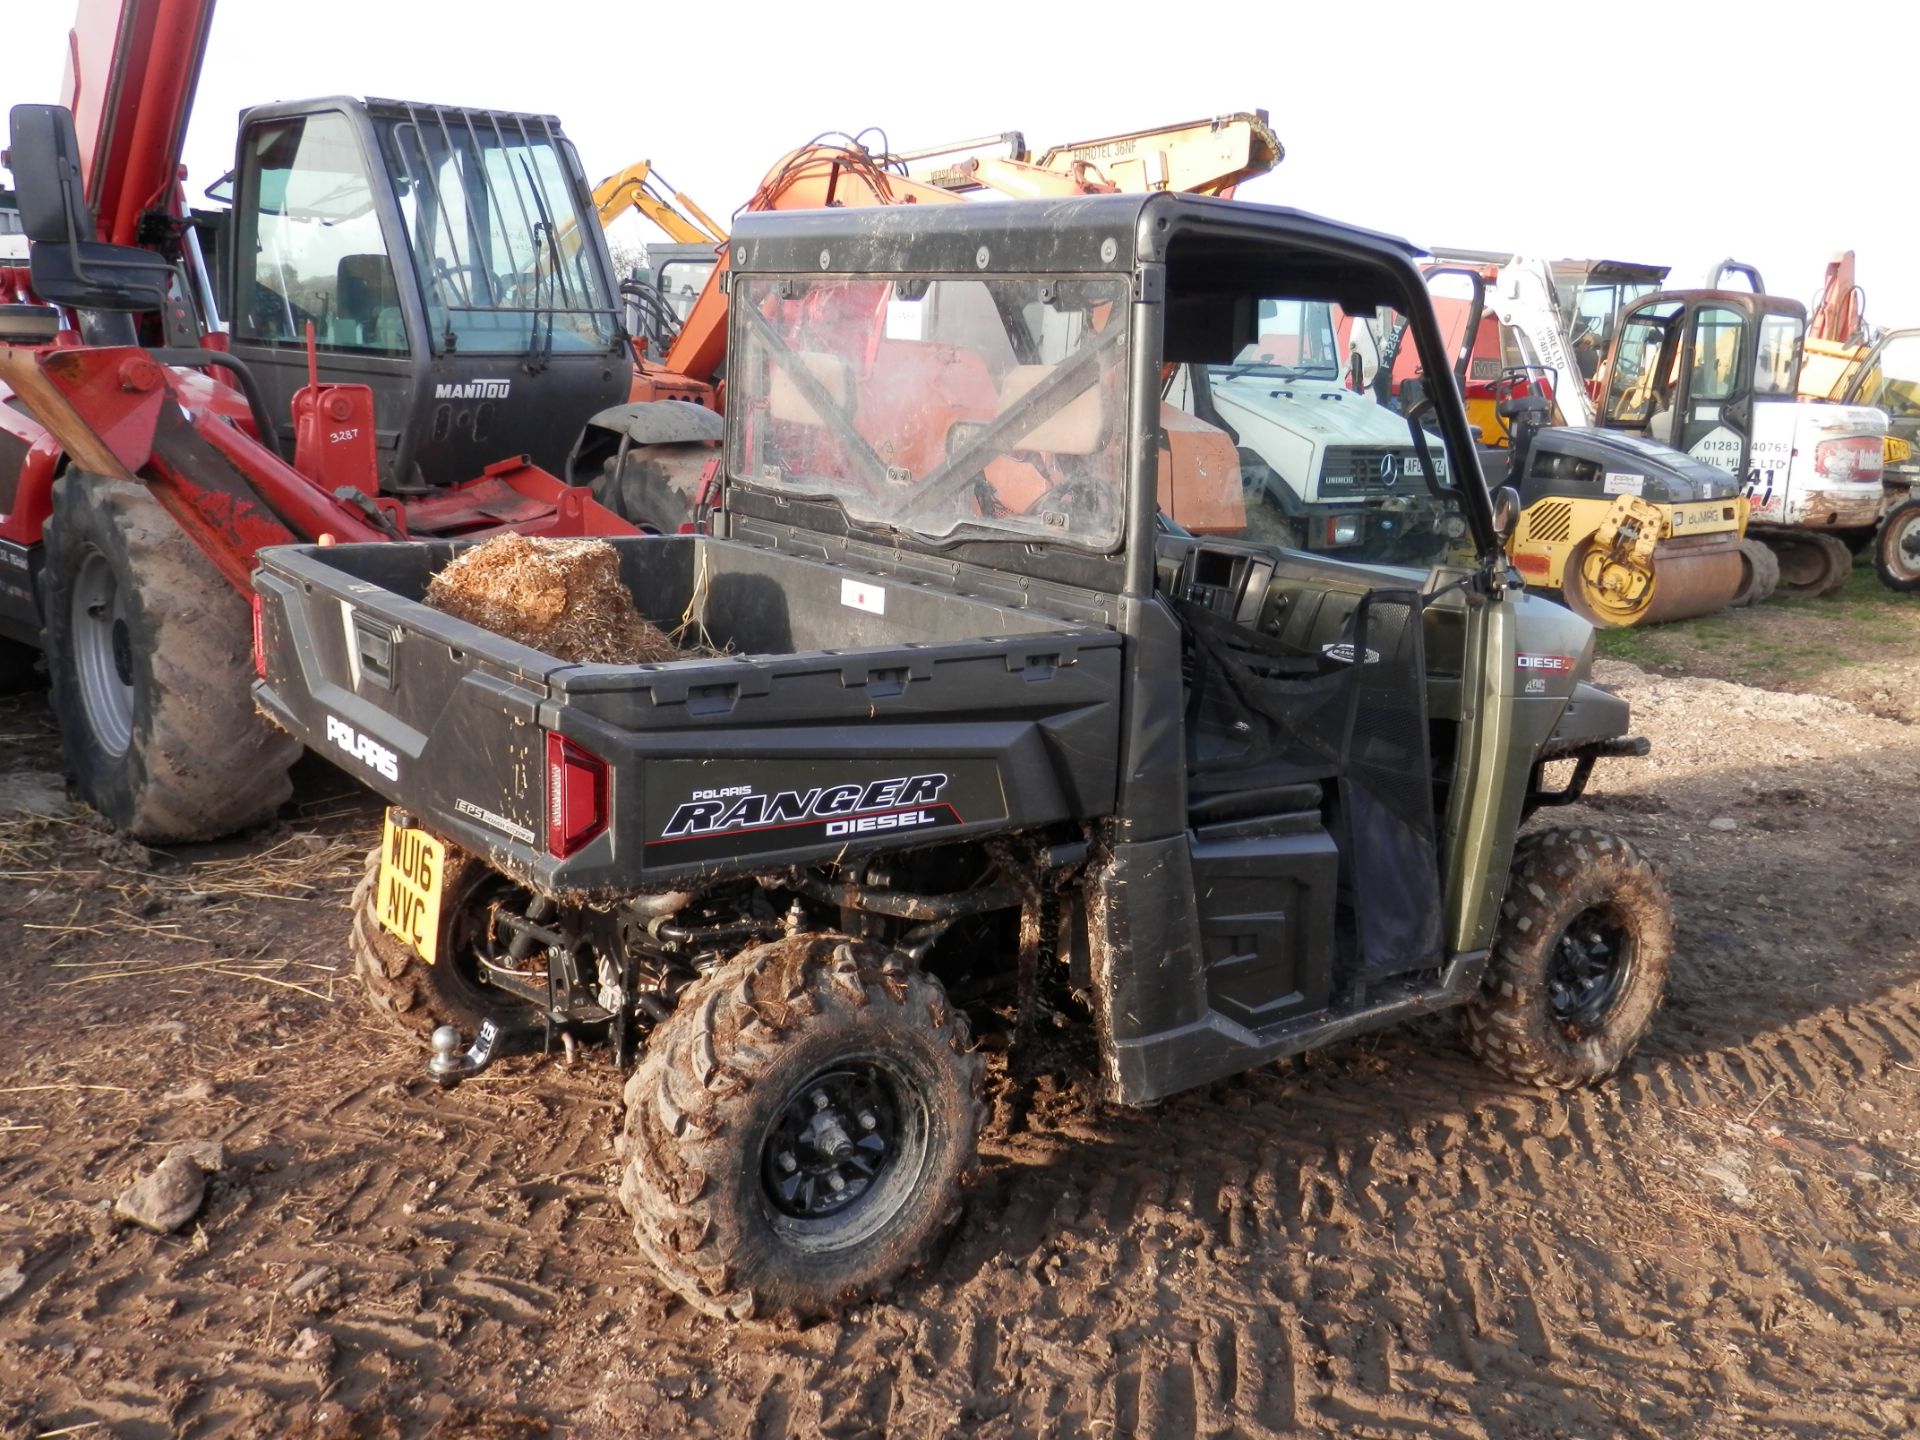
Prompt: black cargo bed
<box><xmin>252</xmin><ymin>534</ymin><xmax>1125</xmax><ymax>895</ymax></box>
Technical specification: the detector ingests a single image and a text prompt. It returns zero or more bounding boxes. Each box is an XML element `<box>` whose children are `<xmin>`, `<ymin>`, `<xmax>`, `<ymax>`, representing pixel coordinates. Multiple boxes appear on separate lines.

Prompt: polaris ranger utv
<box><xmin>251</xmin><ymin>193</ymin><xmax>1672</xmax><ymax>1321</ymax></box>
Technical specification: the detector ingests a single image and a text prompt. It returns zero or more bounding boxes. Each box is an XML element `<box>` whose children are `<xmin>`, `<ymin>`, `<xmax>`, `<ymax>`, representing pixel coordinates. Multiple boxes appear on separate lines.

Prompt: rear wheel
<box><xmin>40</xmin><ymin>474</ymin><xmax>297</xmax><ymax>841</ymax></box>
<box><xmin>1873</xmin><ymin>499</ymin><xmax>1920</xmax><ymax>593</ymax></box>
<box><xmin>1463</xmin><ymin>827</ymin><xmax>1673</xmax><ymax>1089</ymax></box>
<box><xmin>348</xmin><ymin>843</ymin><xmax>547</xmax><ymax>1042</ymax></box>
<box><xmin>619</xmin><ymin>934</ymin><xmax>984</xmax><ymax>1320</ymax></box>
<box><xmin>1728</xmin><ymin>537</ymin><xmax>1780</xmax><ymax>608</ymax></box>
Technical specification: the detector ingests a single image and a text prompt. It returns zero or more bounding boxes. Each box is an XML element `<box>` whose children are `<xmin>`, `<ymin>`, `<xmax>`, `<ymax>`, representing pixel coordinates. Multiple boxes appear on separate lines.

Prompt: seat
<box><xmin>1188</xmin><ymin>776</ymin><xmax>1327</xmax><ymax>829</ymax></box>
<box><xmin>334</xmin><ymin>254</ymin><xmax>402</xmax><ymax>348</ymax></box>
<box><xmin>9</xmin><ymin>104</ymin><xmax>175</xmax><ymax>314</ymax></box>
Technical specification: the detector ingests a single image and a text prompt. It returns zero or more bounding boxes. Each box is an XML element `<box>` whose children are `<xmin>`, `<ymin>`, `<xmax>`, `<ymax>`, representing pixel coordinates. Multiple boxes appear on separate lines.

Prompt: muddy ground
<box><xmin>4</xmin><ymin>581</ymin><xmax>1920</xmax><ymax>1439</ymax></box>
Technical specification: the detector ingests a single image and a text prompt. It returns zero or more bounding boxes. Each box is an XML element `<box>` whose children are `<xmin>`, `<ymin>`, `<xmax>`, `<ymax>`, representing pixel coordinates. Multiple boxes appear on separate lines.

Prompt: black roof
<box><xmin>728</xmin><ymin>192</ymin><xmax>1422</xmax><ymax>278</ymax></box>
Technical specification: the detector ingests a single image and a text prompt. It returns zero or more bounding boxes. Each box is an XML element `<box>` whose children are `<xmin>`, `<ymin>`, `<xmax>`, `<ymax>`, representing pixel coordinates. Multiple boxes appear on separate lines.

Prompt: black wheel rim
<box><xmin>1547</xmin><ymin>904</ymin><xmax>1634</xmax><ymax>1030</ymax></box>
<box><xmin>762</xmin><ymin>1064</ymin><xmax>906</xmax><ymax>1222</ymax></box>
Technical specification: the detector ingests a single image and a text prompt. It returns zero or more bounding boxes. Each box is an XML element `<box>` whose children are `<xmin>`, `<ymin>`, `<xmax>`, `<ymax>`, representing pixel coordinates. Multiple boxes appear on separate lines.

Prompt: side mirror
<box><xmin>1492</xmin><ymin>485</ymin><xmax>1522</xmax><ymax>544</ymax></box>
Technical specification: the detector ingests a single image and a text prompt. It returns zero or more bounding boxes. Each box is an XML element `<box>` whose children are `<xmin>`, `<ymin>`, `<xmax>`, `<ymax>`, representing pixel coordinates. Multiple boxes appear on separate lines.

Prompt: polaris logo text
<box><xmin>325</xmin><ymin>715</ymin><xmax>399</xmax><ymax>782</ymax></box>
<box><xmin>661</xmin><ymin>773</ymin><xmax>951</xmax><ymax>839</ymax></box>
<box><xmin>433</xmin><ymin>379</ymin><xmax>510</xmax><ymax>400</ymax></box>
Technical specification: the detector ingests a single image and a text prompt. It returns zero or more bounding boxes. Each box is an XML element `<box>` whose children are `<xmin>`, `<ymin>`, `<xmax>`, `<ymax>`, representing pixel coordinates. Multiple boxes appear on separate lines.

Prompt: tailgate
<box><xmin>252</xmin><ymin>544</ymin><xmax>559</xmax><ymax>861</ymax></box>
<box><xmin>251</xmin><ymin>541</ymin><xmax>1125</xmax><ymax>896</ymax></box>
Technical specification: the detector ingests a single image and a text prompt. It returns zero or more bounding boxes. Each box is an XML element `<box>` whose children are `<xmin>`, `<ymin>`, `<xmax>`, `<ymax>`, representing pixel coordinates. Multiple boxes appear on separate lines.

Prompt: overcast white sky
<box><xmin>6</xmin><ymin>0</ymin><xmax>1918</xmax><ymax>325</ymax></box>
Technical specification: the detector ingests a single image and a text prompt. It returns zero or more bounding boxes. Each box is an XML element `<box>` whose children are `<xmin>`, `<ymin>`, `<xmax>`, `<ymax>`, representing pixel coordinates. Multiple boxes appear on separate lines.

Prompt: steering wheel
<box><xmin>431</xmin><ymin>261</ymin><xmax>495</xmax><ymax>300</ymax></box>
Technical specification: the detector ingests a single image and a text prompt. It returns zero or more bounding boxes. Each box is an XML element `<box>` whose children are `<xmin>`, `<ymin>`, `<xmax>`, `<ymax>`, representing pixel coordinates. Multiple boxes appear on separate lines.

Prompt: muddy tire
<box><xmin>349</xmin><ymin>843</ymin><xmax>542</xmax><ymax>1042</ymax></box>
<box><xmin>619</xmin><ymin>934</ymin><xmax>984</xmax><ymax>1321</ymax></box>
<box><xmin>1873</xmin><ymin>499</ymin><xmax>1920</xmax><ymax>593</ymax></box>
<box><xmin>1463</xmin><ymin>827</ymin><xmax>1673</xmax><ymax>1089</ymax></box>
<box><xmin>589</xmin><ymin>443</ymin><xmax>708</xmax><ymax>533</ymax></box>
<box><xmin>40</xmin><ymin>473</ymin><xmax>297</xmax><ymax>841</ymax></box>
<box><xmin>1728</xmin><ymin>537</ymin><xmax>1779</xmax><ymax>608</ymax></box>
<box><xmin>1765</xmin><ymin>530</ymin><xmax>1853</xmax><ymax>598</ymax></box>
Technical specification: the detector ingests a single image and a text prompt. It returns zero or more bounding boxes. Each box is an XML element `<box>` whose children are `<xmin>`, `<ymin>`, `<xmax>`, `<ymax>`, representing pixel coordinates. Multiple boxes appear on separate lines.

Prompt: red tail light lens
<box><xmin>250</xmin><ymin>593</ymin><xmax>267</xmax><ymax>679</ymax></box>
<box><xmin>1813</xmin><ymin>435</ymin><xmax>1884</xmax><ymax>483</ymax></box>
<box><xmin>546</xmin><ymin>732</ymin><xmax>608</xmax><ymax>857</ymax></box>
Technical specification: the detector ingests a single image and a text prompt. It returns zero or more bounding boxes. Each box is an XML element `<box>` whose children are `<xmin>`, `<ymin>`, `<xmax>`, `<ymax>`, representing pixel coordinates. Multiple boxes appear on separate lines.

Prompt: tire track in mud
<box><xmin>639</xmin><ymin>976</ymin><xmax>1920</xmax><ymax>1440</ymax></box>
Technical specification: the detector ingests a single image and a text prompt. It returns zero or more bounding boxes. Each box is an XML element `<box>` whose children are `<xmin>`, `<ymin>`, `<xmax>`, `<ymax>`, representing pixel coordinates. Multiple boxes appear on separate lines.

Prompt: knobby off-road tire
<box><xmin>619</xmin><ymin>934</ymin><xmax>985</xmax><ymax>1321</ymax></box>
<box><xmin>1873</xmin><ymin>498</ymin><xmax>1920</xmax><ymax>593</ymax></box>
<box><xmin>1464</xmin><ymin>826</ymin><xmax>1673</xmax><ymax>1089</ymax></box>
<box><xmin>588</xmin><ymin>443</ymin><xmax>705</xmax><ymax>533</ymax></box>
<box><xmin>349</xmin><ymin>843</ymin><xmax>538</xmax><ymax>1042</ymax></box>
<box><xmin>40</xmin><ymin>473</ymin><xmax>297</xmax><ymax>841</ymax></box>
<box><xmin>1729</xmin><ymin>537</ymin><xmax>1780</xmax><ymax>608</ymax></box>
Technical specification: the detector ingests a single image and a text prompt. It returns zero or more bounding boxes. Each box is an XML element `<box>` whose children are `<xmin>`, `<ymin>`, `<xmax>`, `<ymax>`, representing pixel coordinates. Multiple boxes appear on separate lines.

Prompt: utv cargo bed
<box><xmin>252</xmin><ymin>534</ymin><xmax>1125</xmax><ymax>895</ymax></box>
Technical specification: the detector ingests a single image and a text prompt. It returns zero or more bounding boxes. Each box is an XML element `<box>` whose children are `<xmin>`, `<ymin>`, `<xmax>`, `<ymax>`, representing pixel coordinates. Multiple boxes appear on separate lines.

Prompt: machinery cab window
<box><xmin>1602</xmin><ymin>303</ymin><xmax>1682</xmax><ymax>429</ymax></box>
<box><xmin>233</xmin><ymin>113</ymin><xmax>408</xmax><ymax>353</ymax></box>
<box><xmin>1754</xmin><ymin>313</ymin><xmax>1803</xmax><ymax>397</ymax></box>
<box><xmin>383</xmin><ymin>119</ymin><xmax>617</xmax><ymax>355</ymax></box>
<box><xmin>1855</xmin><ymin>332</ymin><xmax>1920</xmax><ymax>419</ymax></box>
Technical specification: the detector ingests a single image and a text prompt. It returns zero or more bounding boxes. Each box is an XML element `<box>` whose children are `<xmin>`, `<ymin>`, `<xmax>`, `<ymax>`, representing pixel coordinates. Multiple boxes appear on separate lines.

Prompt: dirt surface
<box><xmin>425</xmin><ymin>536</ymin><xmax>682</xmax><ymax>665</ymax></box>
<box><xmin>5</xmin><ymin>619</ymin><xmax>1920</xmax><ymax>1437</ymax></box>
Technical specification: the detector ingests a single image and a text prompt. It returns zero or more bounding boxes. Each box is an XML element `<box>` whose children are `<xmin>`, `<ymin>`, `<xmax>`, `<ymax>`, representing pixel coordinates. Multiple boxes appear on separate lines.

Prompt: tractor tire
<box><xmin>589</xmin><ymin>443</ymin><xmax>709</xmax><ymax>533</ymax></box>
<box><xmin>40</xmin><ymin>473</ymin><xmax>297</xmax><ymax>841</ymax></box>
<box><xmin>1765</xmin><ymin>530</ymin><xmax>1853</xmax><ymax>598</ymax></box>
<box><xmin>1462</xmin><ymin>826</ymin><xmax>1673</xmax><ymax>1090</ymax></box>
<box><xmin>349</xmin><ymin>843</ymin><xmax>543</xmax><ymax>1043</ymax></box>
<box><xmin>619</xmin><ymin>933</ymin><xmax>985</xmax><ymax>1321</ymax></box>
<box><xmin>1873</xmin><ymin>498</ymin><xmax>1920</xmax><ymax>593</ymax></box>
<box><xmin>1728</xmin><ymin>537</ymin><xmax>1780</xmax><ymax>608</ymax></box>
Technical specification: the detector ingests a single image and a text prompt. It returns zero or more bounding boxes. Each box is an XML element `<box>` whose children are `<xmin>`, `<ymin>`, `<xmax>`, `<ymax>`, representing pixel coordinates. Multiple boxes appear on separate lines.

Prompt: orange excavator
<box><xmin>573</xmin><ymin>116</ymin><xmax>1283</xmax><ymax>533</ymax></box>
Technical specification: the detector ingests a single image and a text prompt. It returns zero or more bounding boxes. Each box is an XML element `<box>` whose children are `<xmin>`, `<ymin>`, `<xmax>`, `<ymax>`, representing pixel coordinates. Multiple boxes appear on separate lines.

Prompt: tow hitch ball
<box><xmin>429</xmin><ymin>1018</ymin><xmax>502</xmax><ymax>1089</ymax></box>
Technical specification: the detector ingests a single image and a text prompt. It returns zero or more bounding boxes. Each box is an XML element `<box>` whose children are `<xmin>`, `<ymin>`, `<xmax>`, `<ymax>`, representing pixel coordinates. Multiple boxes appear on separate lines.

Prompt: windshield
<box><xmin>381</xmin><ymin>115</ymin><xmax>616</xmax><ymax>355</ymax></box>
<box><xmin>1218</xmin><ymin>298</ymin><xmax>1342</xmax><ymax>381</ymax></box>
<box><xmin>729</xmin><ymin>274</ymin><xmax>1128</xmax><ymax>550</ymax></box>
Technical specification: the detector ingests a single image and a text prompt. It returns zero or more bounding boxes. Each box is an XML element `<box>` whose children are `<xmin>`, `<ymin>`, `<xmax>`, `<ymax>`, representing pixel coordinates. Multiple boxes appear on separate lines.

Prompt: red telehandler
<box><xmin>0</xmin><ymin>0</ymin><xmax>643</xmax><ymax>841</ymax></box>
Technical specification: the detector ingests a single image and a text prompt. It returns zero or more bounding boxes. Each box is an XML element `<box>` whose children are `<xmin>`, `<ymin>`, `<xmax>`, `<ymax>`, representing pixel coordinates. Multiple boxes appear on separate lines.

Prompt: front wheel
<box><xmin>1873</xmin><ymin>499</ymin><xmax>1920</xmax><ymax>593</ymax></box>
<box><xmin>1463</xmin><ymin>827</ymin><xmax>1673</xmax><ymax>1089</ymax></box>
<box><xmin>41</xmin><ymin>474</ymin><xmax>297</xmax><ymax>841</ymax></box>
<box><xmin>618</xmin><ymin>934</ymin><xmax>984</xmax><ymax>1320</ymax></box>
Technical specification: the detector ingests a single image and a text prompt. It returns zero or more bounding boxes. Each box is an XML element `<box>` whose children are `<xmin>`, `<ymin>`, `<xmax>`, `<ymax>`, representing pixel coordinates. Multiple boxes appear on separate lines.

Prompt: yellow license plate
<box><xmin>377</xmin><ymin>811</ymin><xmax>447</xmax><ymax>965</ymax></box>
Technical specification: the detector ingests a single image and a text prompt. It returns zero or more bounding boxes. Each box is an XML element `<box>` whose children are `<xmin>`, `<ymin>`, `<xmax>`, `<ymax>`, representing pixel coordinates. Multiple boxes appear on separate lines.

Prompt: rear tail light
<box><xmin>546</xmin><ymin>732</ymin><xmax>608</xmax><ymax>858</ymax></box>
<box><xmin>1813</xmin><ymin>435</ymin><xmax>1884</xmax><ymax>483</ymax></box>
<box><xmin>250</xmin><ymin>593</ymin><xmax>267</xmax><ymax>679</ymax></box>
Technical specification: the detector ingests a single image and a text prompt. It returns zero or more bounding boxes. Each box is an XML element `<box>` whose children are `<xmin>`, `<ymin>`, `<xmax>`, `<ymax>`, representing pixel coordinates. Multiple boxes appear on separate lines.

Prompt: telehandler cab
<box><xmin>252</xmin><ymin>194</ymin><xmax>1674</xmax><ymax>1321</ymax></box>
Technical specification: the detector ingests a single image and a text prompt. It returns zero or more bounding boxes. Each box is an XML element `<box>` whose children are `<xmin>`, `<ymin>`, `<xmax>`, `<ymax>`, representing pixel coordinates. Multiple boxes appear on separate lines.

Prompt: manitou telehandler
<box><xmin>0</xmin><ymin>0</ymin><xmax>647</xmax><ymax>842</ymax></box>
<box><xmin>252</xmin><ymin>192</ymin><xmax>1675</xmax><ymax>1323</ymax></box>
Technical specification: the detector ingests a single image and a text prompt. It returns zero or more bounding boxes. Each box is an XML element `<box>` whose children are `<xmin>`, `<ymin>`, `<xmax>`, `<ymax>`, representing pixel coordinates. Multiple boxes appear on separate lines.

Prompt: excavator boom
<box><xmin>592</xmin><ymin>160</ymin><xmax>727</xmax><ymax>246</ymax></box>
<box><xmin>654</xmin><ymin>112</ymin><xmax>1281</xmax><ymax>391</ymax></box>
